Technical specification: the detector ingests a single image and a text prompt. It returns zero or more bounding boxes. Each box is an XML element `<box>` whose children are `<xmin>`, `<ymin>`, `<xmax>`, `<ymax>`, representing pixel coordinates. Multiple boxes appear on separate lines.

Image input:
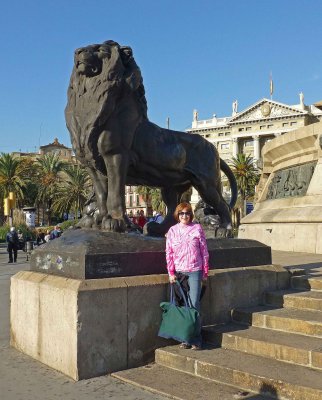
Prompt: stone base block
<box><xmin>238</xmin><ymin>222</ymin><xmax>322</xmax><ymax>253</ymax></box>
<box><xmin>30</xmin><ymin>229</ymin><xmax>271</xmax><ymax>279</ymax></box>
<box><xmin>10</xmin><ymin>265</ymin><xmax>289</xmax><ymax>380</ymax></box>
<box><xmin>10</xmin><ymin>271</ymin><xmax>169</xmax><ymax>380</ymax></box>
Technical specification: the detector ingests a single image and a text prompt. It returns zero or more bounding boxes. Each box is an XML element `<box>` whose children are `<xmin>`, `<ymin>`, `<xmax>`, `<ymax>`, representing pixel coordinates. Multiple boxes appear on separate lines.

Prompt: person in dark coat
<box><xmin>6</xmin><ymin>227</ymin><xmax>19</xmax><ymax>263</ymax></box>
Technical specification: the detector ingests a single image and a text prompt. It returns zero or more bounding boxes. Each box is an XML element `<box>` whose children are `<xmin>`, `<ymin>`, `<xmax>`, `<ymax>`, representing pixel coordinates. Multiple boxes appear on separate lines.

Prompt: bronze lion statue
<box><xmin>65</xmin><ymin>40</ymin><xmax>237</xmax><ymax>236</ymax></box>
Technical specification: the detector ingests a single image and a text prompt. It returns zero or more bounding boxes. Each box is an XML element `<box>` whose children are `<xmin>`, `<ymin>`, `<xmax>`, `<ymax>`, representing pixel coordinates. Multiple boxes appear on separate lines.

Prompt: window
<box><xmin>260</xmin><ymin>125</ymin><xmax>266</xmax><ymax>130</ymax></box>
<box><xmin>267</xmin><ymin>124</ymin><xmax>273</xmax><ymax>128</ymax></box>
<box><xmin>136</xmin><ymin>195</ymin><xmax>140</xmax><ymax>205</ymax></box>
<box><xmin>282</xmin><ymin>122</ymin><xmax>289</xmax><ymax>127</ymax></box>
<box><xmin>129</xmin><ymin>195</ymin><xmax>133</xmax><ymax>207</ymax></box>
<box><xmin>225</xmin><ymin>132</ymin><xmax>230</xmax><ymax>136</ymax></box>
<box><xmin>220</xmin><ymin>143</ymin><xmax>230</xmax><ymax>150</ymax></box>
<box><xmin>290</xmin><ymin>121</ymin><xmax>297</xmax><ymax>126</ymax></box>
<box><xmin>238</xmin><ymin>127</ymin><xmax>244</xmax><ymax>132</ymax></box>
<box><xmin>246</xmin><ymin>127</ymin><xmax>252</xmax><ymax>131</ymax></box>
<box><xmin>218</xmin><ymin>133</ymin><xmax>224</xmax><ymax>137</ymax></box>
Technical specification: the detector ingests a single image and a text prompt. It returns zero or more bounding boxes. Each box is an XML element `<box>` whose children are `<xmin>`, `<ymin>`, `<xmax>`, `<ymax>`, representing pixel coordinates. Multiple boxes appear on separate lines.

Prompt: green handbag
<box><xmin>158</xmin><ymin>281</ymin><xmax>200</xmax><ymax>343</ymax></box>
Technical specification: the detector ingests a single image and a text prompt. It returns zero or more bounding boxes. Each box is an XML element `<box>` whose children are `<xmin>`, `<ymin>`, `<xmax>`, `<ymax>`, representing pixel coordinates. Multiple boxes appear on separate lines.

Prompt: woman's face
<box><xmin>178</xmin><ymin>208</ymin><xmax>192</xmax><ymax>225</ymax></box>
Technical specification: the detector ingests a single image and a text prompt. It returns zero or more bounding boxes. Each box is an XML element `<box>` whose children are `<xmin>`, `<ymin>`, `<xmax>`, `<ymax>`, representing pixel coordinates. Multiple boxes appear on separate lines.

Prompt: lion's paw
<box><xmin>216</xmin><ymin>227</ymin><xmax>233</xmax><ymax>238</ymax></box>
<box><xmin>102</xmin><ymin>216</ymin><xmax>126</xmax><ymax>233</ymax></box>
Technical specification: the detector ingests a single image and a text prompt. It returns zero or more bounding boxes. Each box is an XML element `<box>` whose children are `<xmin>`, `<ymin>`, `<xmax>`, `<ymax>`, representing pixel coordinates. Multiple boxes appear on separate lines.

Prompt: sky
<box><xmin>1</xmin><ymin>0</ymin><xmax>322</xmax><ymax>153</ymax></box>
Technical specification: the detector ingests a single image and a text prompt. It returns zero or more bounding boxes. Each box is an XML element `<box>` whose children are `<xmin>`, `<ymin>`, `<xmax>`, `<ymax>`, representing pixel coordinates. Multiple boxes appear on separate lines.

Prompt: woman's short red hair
<box><xmin>174</xmin><ymin>202</ymin><xmax>194</xmax><ymax>222</ymax></box>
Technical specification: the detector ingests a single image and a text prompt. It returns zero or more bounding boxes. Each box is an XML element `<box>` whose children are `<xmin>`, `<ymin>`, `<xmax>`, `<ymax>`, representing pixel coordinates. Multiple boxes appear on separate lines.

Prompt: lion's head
<box><xmin>65</xmin><ymin>40</ymin><xmax>147</xmax><ymax>159</ymax></box>
<box><xmin>73</xmin><ymin>41</ymin><xmax>114</xmax><ymax>77</ymax></box>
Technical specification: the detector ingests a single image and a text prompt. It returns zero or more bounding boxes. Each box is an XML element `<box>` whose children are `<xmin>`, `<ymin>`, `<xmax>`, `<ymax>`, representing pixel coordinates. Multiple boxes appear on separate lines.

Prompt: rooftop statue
<box><xmin>65</xmin><ymin>40</ymin><xmax>237</xmax><ymax>236</ymax></box>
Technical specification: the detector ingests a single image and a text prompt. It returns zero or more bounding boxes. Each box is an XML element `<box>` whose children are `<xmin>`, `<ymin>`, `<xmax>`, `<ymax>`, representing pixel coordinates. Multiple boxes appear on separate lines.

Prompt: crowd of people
<box><xmin>127</xmin><ymin>210</ymin><xmax>164</xmax><ymax>231</ymax></box>
<box><xmin>6</xmin><ymin>225</ymin><xmax>63</xmax><ymax>263</ymax></box>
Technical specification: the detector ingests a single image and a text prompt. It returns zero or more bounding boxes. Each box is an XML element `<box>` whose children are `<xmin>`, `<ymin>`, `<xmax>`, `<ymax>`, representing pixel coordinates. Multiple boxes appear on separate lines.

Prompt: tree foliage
<box><xmin>230</xmin><ymin>154</ymin><xmax>259</xmax><ymax>200</ymax></box>
<box><xmin>136</xmin><ymin>186</ymin><xmax>166</xmax><ymax>213</ymax></box>
<box><xmin>35</xmin><ymin>153</ymin><xmax>67</xmax><ymax>224</ymax></box>
<box><xmin>229</xmin><ymin>153</ymin><xmax>259</xmax><ymax>217</ymax></box>
<box><xmin>52</xmin><ymin>165</ymin><xmax>92</xmax><ymax>219</ymax></box>
<box><xmin>0</xmin><ymin>153</ymin><xmax>26</xmax><ymax>202</ymax></box>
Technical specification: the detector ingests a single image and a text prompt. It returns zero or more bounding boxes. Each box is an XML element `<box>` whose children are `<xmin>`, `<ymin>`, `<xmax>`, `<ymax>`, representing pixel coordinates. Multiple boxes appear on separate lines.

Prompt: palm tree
<box><xmin>229</xmin><ymin>153</ymin><xmax>259</xmax><ymax>218</ymax></box>
<box><xmin>136</xmin><ymin>186</ymin><xmax>166</xmax><ymax>214</ymax></box>
<box><xmin>18</xmin><ymin>157</ymin><xmax>39</xmax><ymax>208</ymax></box>
<box><xmin>0</xmin><ymin>153</ymin><xmax>27</xmax><ymax>204</ymax></box>
<box><xmin>35</xmin><ymin>153</ymin><xmax>67</xmax><ymax>224</ymax></box>
<box><xmin>52</xmin><ymin>165</ymin><xmax>92</xmax><ymax>220</ymax></box>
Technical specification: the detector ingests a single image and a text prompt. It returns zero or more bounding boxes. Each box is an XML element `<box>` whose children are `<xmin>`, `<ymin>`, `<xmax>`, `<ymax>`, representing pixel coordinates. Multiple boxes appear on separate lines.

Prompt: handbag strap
<box><xmin>170</xmin><ymin>281</ymin><xmax>190</xmax><ymax>309</ymax></box>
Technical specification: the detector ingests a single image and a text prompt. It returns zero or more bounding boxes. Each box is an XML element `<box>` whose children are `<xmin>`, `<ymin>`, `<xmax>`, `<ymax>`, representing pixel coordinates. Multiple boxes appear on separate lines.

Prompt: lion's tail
<box><xmin>220</xmin><ymin>158</ymin><xmax>238</xmax><ymax>209</ymax></box>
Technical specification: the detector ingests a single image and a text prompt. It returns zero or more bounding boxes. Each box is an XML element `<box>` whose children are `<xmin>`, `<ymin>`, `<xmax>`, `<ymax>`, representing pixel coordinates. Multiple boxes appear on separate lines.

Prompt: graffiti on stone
<box><xmin>266</xmin><ymin>161</ymin><xmax>316</xmax><ymax>200</ymax></box>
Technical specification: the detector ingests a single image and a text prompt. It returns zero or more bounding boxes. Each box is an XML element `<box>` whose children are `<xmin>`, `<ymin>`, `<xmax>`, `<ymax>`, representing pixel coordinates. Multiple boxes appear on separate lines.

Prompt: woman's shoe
<box><xmin>179</xmin><ymin>343</ymin><xmax>191</xmax><ymax>349</ymax></box>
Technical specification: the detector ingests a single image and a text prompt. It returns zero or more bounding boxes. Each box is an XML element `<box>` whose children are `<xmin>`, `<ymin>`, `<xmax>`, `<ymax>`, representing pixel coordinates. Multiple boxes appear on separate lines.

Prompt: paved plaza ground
<box><xmin>0</xmin><ymin>243</ymin><xmax>167</xmax><ymax>400</ymax></box>
<box><xmin>0</xmin><ymin>242</ymin><xmax>321</xmax><ymax>400</ymax></box>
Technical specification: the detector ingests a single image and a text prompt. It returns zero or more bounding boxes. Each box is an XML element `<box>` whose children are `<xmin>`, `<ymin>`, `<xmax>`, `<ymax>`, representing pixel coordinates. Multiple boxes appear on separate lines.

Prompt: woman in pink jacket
<box><xmin>166</xmin><ymin>202</ymin><xmax>209</xmax><ymax>349</ymax></box>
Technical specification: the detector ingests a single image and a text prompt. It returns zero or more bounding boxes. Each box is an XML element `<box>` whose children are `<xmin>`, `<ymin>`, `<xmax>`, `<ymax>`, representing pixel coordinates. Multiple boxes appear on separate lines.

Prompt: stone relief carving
<box><xmin>266</xmin><ymin>161</ymin><xmax>316</xmax><ymax>200</ymax></box>
<box><xmin>234</xmin><ymin>103</ymin><xmax>302</xmax><ymax>123</ymax></box>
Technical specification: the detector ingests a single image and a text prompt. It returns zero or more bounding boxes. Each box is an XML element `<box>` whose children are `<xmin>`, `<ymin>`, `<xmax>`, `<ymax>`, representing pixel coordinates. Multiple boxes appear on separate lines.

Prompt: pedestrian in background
<box><xmin>50</xmin><ymin>225</ymin><xmax>62</xmax><ymax>240</ymax></box>
<box><xmin>137</xmin><ymin>210</ymin><xmax>147</xmax><ymax>230</ymax></box>
<box><xmin>153</xmin><ymin>210</ymin><xmax>164</xmax><ymax>223</ymax></box>
<box><xmin>6</xmin><ymin>227</ymin><xmax>19</xmax><ymax>263</ymax></box>
<box><xmin>44</xmin><ymin>230</ymin><xmax>51</xmax><ymax>243</ymax></box>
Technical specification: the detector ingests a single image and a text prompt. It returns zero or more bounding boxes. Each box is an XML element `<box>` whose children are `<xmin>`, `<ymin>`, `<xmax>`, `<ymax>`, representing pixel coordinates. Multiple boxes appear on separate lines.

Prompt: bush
<box><xmin>0</xmin><ymin>223</ymin><xmax>36</xmax><ymax>242</ymax></box>
<box><xmin>59</xmin><ymin>219</ymin><xmax>78</xmax><ymax>231</ymax></box>
<box><xmin>0</xmin><ymin>225</ymin><xmax>10</xmax><ymax>242</ymax></box>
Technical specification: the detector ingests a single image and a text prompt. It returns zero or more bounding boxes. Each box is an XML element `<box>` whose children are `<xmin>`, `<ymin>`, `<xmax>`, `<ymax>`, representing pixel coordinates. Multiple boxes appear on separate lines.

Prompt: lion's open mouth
<box><xmin>75</xmin><ymin>60</ymin><xmax>99</xmax><ymax>75</ymax></box>
<box><xmin>76</xmin><ymin>60</ymin><xmax>88</xmax><ymax>68</ymax></box>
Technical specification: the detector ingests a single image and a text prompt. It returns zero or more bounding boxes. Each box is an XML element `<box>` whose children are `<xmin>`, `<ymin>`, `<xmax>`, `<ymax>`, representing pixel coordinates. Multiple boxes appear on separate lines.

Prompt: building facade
<box><xmin>187</xmin><ymin>94</ymin><xmax>322</xmax><ymax>167</ymax></box>
<box><xmin>12</xmin><ymin>138</ymin><xmax>76</xmax><ymax>162</ymax></box>
<box><xmin>125</xmin><ymin>186</ymin><xmax>151</xmax><ymax>218</ymax></box>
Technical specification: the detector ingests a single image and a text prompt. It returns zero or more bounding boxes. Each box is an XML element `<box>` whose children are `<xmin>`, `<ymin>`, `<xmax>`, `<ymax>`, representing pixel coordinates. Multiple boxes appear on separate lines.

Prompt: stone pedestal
<box><xmin>10</xmin><ymin>271</ymin><xmax>169</xmax><ymax>380</ymax></box>
<box><xmin>11</xmin><ymin>228</ymin><xmax>276</xmax><ymax>380</ymax></box>
<box><xmin>30</xmin><ymin>229</ymin><xmax>272</xmax><ymax>279</ymax></box>
<box><xmin>10</xmin><ymin>264</ymin><xmax>289</xmax><ymax>380</ymax></box>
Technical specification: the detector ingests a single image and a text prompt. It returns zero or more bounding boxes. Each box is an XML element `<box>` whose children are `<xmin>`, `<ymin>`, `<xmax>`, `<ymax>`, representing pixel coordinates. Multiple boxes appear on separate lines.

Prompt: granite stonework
<box><xmin>11</xmin><ymin>264</ymin><xmax>289</xmax><ymax>380</ymax></box>
<box><xmin>239</xmin><ymin>121</ymin><xmax>322</xmax><ymax>253</ymax></box>
<box><xmin>30</xmin><ymin>229</ymin><xmax>272</xmax><ymax>279</ymax></box>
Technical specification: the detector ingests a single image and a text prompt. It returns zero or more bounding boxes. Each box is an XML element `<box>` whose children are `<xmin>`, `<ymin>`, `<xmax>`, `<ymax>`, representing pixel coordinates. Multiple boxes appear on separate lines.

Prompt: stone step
<box><xmin>112</xmin><ymin>363</ymin><xmax>267</xmax><ymax>400</ymax></box>
<box><xmin>291</xmin><ymin>275</ymin><xmax>322</xmax><ymax>291</ymax></box>
<box><xmin>155</xmin><ymin>345</ymin><xmax>322</xmax><ymax>400</ymax></box>
<box><xmin>265</xmin><ymin>289</ymin><xmax>322</xmax><ymax>311</ymax></box>
<box><xmin>202</xmin><ymin>323</ymin><xmax>322</xmax><ymax>369</ymax></box>
<box><xmin>232</xmin><ymin>305</ymin><xmax>322</xmax><ymax>337</ymax></box>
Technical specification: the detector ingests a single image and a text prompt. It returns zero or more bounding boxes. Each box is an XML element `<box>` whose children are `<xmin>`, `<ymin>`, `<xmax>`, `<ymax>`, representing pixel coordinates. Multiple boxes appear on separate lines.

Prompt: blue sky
<box><xmin>1</xmin><ymin>0</ymin><xmax>322</xmax><ymax>153</ymax></box>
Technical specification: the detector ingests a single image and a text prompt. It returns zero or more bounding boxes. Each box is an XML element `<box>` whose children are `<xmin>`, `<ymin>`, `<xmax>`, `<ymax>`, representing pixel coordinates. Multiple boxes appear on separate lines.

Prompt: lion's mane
<box><xmin>65</xmin><ymin>40</ymin><xmax>147</xmax><ymax>163</ymax></box>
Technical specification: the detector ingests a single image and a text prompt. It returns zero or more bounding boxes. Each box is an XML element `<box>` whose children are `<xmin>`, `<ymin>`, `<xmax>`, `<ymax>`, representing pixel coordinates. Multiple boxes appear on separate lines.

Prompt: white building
<box><xmin>187</xmin><ymin>94</ymin><xmax>322</xmax><ymax>167</ymax></box>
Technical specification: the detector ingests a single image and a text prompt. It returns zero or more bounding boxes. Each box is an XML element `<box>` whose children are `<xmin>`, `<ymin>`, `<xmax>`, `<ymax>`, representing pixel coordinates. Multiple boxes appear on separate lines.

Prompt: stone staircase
<box><xmin>113</xmin><ymin>273</ymin><xmax>322</xmax><ymax>399</ymax></box>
